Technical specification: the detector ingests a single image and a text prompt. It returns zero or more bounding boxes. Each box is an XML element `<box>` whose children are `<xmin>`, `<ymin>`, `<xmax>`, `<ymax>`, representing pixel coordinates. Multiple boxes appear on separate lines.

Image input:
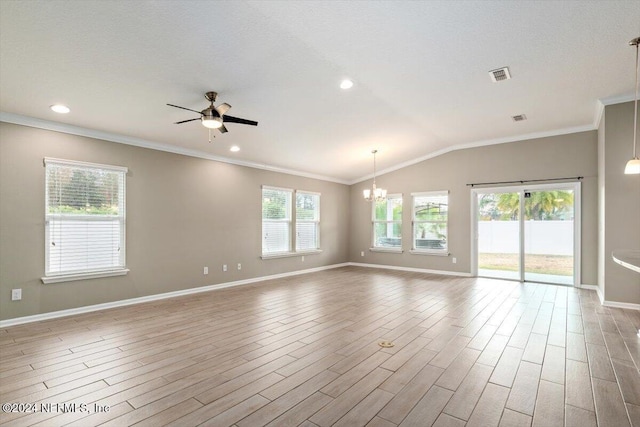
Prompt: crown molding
<box><xmin>599</xmin><ymin>92</ymin><xmax>638</xmax><ymax>106</ymax></box>
<box><xmin>352</xmin><ymin>93</ymin><xmax>640</xmax><ymax>185</ymax></box>
<box><xmin>594</xmin><ymin>92</ymin><xmax>639</xmax><ymax>129</ymax></box>
<box><xmin>350</xmin><ymin>124</ymin><xmax>596</xmax><ymax>184</ymax></box>
<box><xmin>0</xmin><ymin>112</ymin><xmax>351</xmax><ymax>185</ymax></box>
<box><xmin>3</xmin><ymin>101</ymin><xmax>627</xmax><ymax>187</ymax></box>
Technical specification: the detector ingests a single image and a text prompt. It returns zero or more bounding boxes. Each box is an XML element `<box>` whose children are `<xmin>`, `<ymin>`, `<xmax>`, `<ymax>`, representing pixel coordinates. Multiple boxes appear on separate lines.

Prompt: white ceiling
<box><xmin>1</xmin><ymin>1</ymin><xmax>639</xmax><ymax>183</ymax></box>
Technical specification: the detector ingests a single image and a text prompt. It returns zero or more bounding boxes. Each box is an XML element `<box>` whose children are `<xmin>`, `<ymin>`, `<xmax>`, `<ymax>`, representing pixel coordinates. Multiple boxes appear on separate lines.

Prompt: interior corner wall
<box><xmin>602</xmin><ymin>101</ymin><xmax>640</xmax><ymax>305</ymax></box>
<box><xmin>0</xmin><ymin>122</ymin><xmax>351</xmax><ymax>321</ymax></box>
<box><xmin>597</xmin><ymin>112</ymin><xmax>606</xmax><ymax>299</ymax></box>
<box><xmin>348</xmin><ymin>131</ymin><xmax>599</xmax><ymax>286</ymax></box>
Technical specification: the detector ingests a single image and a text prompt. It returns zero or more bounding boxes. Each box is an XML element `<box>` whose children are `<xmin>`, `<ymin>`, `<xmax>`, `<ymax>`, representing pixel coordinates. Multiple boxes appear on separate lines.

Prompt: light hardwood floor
<box><xmin>1</xmin><ymin>266</ymin><xmax>639</xmax><ymax>427</ymax></box>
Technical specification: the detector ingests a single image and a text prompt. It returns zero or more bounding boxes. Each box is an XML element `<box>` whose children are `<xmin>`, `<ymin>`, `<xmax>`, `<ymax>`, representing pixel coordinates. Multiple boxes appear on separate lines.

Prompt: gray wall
<box><xmin>0</xmin><ymin>123</ymin><xmax>351</xmax><ymax>321</ymax></box>
<box><xmin>4</xmin><ymin>114</ymin><xmax>637</xmax><ymax>322</ymax></box>
<box><xmin>348</xmin><ymin>131</ymin><xmax>599</xmax><ymax>285</ymax></box>
<box><xmin>602</xmin><ymin>102</ymin><xmax>640</xmax><ymax>305</ymax></box>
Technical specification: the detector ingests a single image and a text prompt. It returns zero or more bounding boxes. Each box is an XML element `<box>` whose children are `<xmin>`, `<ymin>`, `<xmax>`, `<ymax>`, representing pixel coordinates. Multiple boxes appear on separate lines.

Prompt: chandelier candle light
<box><xmin>625</xmin><ymin>36</ymin><xmax>640</xmax><ymax>175</ymax></box>
<box><xmin>363</xmin><ymin>150</ymin><xmax>387</xmax><ymax>202</ymax></box>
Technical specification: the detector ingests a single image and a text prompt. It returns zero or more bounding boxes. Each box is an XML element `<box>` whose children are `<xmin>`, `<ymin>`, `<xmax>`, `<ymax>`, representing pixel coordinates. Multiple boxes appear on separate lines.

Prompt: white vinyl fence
<box><xmin>479</xmin><ymin>220</ymin><xmax>573</xmax><ymax>256</ymax></box>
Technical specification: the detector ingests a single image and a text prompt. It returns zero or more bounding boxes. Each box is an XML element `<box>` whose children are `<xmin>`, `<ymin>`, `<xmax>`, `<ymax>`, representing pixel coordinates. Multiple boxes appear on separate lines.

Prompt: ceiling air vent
<box><xmin>489</xmin><ymin>67</ymin><xmax>511</xmax><ymax>82</ymax></box>
<box><xmin>511</xmin><ymin>114</ymin><xmax>527</xmax><ymax>122</ymax></box>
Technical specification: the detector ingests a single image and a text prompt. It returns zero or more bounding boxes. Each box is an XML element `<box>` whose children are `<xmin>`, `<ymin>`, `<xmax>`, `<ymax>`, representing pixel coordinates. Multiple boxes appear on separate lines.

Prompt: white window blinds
<box><xmin>262</xmin><ymin>187</ymin><xmax>292</xmax><ymax>254</ymax></box>
<box><xmin>45</xmin><ymin>158</ymin><xmax>127</xmax><ymax>277</ymax></box>
<box><xmin>296</xmin><ymin>192</ymin><xmax>320</xmax><ymax>251</ymax></box>
<box><xmin>262</xmin><ymin>186</ymin><xmax>321</xmax><ymax>257</ymax></box>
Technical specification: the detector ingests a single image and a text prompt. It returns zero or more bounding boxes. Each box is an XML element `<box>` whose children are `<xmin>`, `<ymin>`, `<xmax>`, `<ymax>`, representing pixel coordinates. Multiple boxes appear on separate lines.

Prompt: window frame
<box><xmin>42</xmin><ymin>158</ymin><xmax>129</xmax><ymax>284</ymax></box>
<box><xmin>410</xmin><ymin>190</ymin><xmax>449</xmax><ymax>256</ymax></box>
<box><xmin>261</xmin><ymin>185</ymin><xmax>293</xmax><ymax>256</ymax></box>
<box><xmin>261</xmin><ymin>186</ymin><xmax>322</xmax><ymax>259</ymax></box>
<box><xmin>370</xmin><ymin>193</ymin><xmax>403</xmax><ymax>253</ymax></box>
<box><xmin>295</xmin><ymin>190</ymin><xmax>321</xmax><ymax>252</ymax></box>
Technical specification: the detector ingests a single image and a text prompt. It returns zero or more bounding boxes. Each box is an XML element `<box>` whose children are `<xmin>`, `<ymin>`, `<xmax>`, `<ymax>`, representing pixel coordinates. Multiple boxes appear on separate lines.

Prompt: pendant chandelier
<box><xmin>625</xmin><ymin>36</ymin><xmax>640</xmax><ymax>174</ymax></box>
<box><xmin>363</xmin><ymin>150</ymin><xmax>387</xmax><ymax>202</ymax></box>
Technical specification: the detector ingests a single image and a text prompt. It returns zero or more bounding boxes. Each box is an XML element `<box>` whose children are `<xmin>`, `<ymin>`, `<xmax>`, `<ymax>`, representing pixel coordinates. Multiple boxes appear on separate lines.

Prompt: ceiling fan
<box><xmin>167</xmin><ymin>91</ymin><xmax>258</xmax><ymax>134</ymax></box>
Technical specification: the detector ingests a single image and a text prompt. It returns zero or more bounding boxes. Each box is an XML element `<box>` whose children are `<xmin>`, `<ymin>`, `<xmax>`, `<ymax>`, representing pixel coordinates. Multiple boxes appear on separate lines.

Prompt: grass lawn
<box><xmin>479</xmin><ymin>253</ymin><xmax>573</xmax><ymax>276</ymax></box>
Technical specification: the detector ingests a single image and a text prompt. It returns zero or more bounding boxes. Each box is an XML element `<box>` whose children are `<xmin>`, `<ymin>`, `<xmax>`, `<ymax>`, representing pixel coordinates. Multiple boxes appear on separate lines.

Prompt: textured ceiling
<box><xmin>1</xmin><ymin>1</ymin><xmax>639</xmax><ymax>183</ymax></box>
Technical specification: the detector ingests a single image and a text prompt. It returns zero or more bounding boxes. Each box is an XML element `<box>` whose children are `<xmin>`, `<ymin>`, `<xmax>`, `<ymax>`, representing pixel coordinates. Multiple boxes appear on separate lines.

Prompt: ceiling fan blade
<box><xmin>223</xmin><ymin>115</ymin><xmax>258</xmax><ymax>126</ymax></box>
<box><xmin>167</xmin><ymin>103</ymin><xmax>203</xmax><ymax>114</ymax></box>
<box><xmin>174</xmin><ymin>118</ymin><xmax>200</xmax><ymax>124</ymax></box>
<box><xmin>216</xmin><ymin>103</ymin><xmax>231</xmax><ymax>116</ymax></box>
<box><xmin>218</xmin><ymin>124</ymin><xmax>228</xmax><ymax>133</ymax></box>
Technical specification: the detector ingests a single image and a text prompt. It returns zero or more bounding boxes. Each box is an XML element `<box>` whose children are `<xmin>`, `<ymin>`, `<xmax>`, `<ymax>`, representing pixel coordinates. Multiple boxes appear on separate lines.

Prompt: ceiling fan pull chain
<box><xmin>209</xmin><ymin>128</ymin><xmax>212</xmax><ymax>143</ymax></box>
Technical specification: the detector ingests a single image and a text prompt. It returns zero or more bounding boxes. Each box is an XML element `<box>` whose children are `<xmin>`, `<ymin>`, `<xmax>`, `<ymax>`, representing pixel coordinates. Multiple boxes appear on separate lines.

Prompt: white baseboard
<box><xmin>5</xmin><ymin>263</ymin><xmax>633</xmax><ymax>328</ymax></box>
<box><xmin>596</xmin><ymin>286</ymin><xmax>605</xmax><ymax>304</ymax></box>
<box><xmin>347</xmin><ymin>262</ymin><xmax>472</xmax><ymax>277</ymax></box>
<box><xmin>601</xmin><ymin>299</ymin><xmax>640</xmax><ymax>310</ymax></box>
<box><xmin>0</xmin><ymin>263</ymin><xmax>350</xmax><ymax>328</ymax></box>
<box><xmin>580</xmin><ymin>284</ymin><xmax>605</xmax><ymax>304</ymax></box>
<box><xmin>577</xmin><ymin>284</ymin><xmax>639</xmax><ymax>310</ymax></box>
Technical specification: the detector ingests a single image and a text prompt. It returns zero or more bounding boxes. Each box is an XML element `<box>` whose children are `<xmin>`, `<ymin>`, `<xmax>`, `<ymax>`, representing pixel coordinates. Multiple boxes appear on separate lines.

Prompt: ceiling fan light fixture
<box><xmin>168</xmin><ymin>91</ymin><xmax>257</xmax><ymax>139</ymax></box>
<box><xmin>202</xmin><ymin>116</ymin><xmax>223</xmax><ymax>129</ymax></box>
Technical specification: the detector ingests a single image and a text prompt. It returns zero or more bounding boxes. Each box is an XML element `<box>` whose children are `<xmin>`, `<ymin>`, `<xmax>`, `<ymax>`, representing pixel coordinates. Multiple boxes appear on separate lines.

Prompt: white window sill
<box><xmin>409</xmin><ymin>250</ymin><xmax>450</xmax><ymax>257</ymax></box>
<box><xmin>42</xmin><ymin>269</ymin><xmax>130</xmax><ymax>284</ymax></box>
<box><xmin>261</xmin><ymin>250</ymin><xmax>323</xmax><ymax>260</ymax></box>
<box><xmin>370</xmin><ymin>247</ymin><xmax>404</xmax><ymax>254</ymax></box>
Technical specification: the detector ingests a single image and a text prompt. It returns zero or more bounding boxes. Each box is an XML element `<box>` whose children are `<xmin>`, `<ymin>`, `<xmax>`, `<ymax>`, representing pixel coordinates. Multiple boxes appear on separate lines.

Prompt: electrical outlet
<box><xmin>223</xmin><ymin>264</ymin><xmax>227</xmax><ymax>272</ymax></box>
<box><xmin>11</xmin><ymin>288</ymin><xmax>22</xmax><ymax>301</ymax></box>
<box><xmin>361</xmin><ymin>251</ymin><xmax>365</xmax><ymax>257</ymax></box>
<box><xmin>452</xmin><ymin>257</ymin><xmax>457</xmax><ymax>264</ymax></box>
<box><xmin>301</xmin><ymin>256</ymin><xmax>305</xmax><ymax>262</ymax></box>
<box><xmin>237</xmin><ymin>263</ymin><xmax>242</xmax><ymax>270</ymax></box>
<box><xmin>203</xmin><ymin>266</ymin><xmax>208</xmax><ymax>275</ymax></box>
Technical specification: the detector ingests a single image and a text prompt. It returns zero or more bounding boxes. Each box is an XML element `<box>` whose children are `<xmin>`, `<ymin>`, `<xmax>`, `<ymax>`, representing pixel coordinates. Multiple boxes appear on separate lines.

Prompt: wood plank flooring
<box><xmin>1</xmin><ymin>266</ymin><xmax>638</xmax><ymax>426</ymax></box>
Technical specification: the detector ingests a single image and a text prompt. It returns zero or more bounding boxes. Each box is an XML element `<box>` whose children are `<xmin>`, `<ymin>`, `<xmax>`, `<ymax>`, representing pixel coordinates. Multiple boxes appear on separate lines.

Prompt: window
<box><xmin>296</xmin><ymin>191</ymin><xmax>320</xmax><ymax>251</ymax></box>
<box><xmin>43</xmin><ymin>158</ymin><xmax>128</xmax><ymax>283</ymax></box>
<box><xmin>412</xmin><ymin>191</ymin><xmax>448</xmax><ymax>254</ymax></box>
<box><xmin>262</xmin><ymin>186</ymin><xmax>321</xmax><ymax>258</ymax></box>
<box><xmin>372</xmin><ymin>194</ymin><xmax>402</xmax><ymax>251</ymax></box>
<box><xmin>262</xmin><ymin>186</ymin><xmax>293</xmax><ymax>255</ymax></box>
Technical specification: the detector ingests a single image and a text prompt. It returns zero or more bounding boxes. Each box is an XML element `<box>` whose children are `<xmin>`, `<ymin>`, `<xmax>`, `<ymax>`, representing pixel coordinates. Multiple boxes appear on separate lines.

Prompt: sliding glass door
<box><xmin>477</xmin><ymin>191</ymin><xmax>521</xmax><ymax>280</ymax></box>
<box><xmin>523</xmin><ymin>189</ymin><xmax>575</xmax><ymax>285</ymax></box>
<box><xmin>472</xmin><ymin>183</ymin><xmax>580</xmax><ymax>286</ymax></box>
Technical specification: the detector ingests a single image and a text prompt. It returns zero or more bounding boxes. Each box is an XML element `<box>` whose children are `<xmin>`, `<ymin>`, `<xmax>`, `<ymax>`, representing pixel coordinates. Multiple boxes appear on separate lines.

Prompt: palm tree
<box><xmin>494</xmin><ymin>191</ymin><xmax>574</xmax><ymax>220</ymax></box>
<box><xmin>529</xmin><ymin>190</ymin><xmax>573</xmax><ymax>220</ymax></box>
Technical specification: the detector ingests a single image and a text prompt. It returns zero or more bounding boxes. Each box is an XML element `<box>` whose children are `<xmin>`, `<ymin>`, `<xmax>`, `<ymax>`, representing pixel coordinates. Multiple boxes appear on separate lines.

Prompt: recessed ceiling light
<box><xmin>50</xmin><ymin>104</ymin><xmax>70</xmax><ymax>114</ymax></box>
<box><xmin>230</xmin><ymin>145</ymin><xmax>240</xmax><ymax>152</ymax></box>
<box><xmin>340</xmin><ymin>79</ymin><xmax>354</xmax><ymax>90</ymax></box>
